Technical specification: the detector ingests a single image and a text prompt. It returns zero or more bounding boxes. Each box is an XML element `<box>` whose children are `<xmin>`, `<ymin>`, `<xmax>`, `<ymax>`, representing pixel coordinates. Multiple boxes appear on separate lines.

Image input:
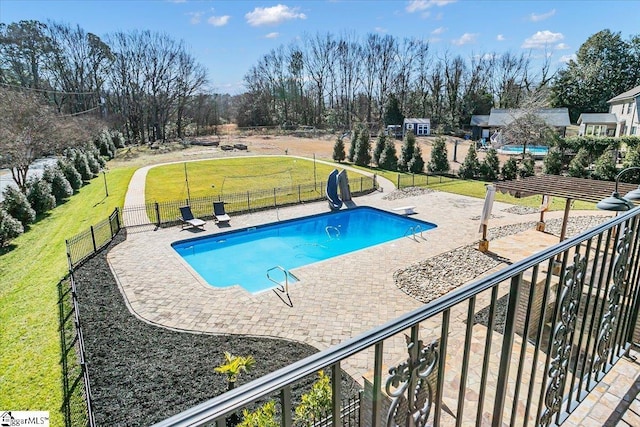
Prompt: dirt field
<box><xmin>111</xmin><ymin>130</ymin><xmax>491</xmax><ymax>174</ymax></box>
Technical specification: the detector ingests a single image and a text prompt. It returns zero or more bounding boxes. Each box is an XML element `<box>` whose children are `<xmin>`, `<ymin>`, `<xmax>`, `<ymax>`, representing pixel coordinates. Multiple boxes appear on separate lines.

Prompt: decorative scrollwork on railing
<box><xmin>386</xmin><ymin>335</ymin><xmax>439</xmax><ymax>427</ymax></box>
<box><xmin>540</xmin><ymin>252</ymin><xmax>587</xmax><ymax>426</ymax></box>
<box><xmin>593</xmin><ymin>223</ymin><xmax>633</xmax><ymax>374</ymax></box>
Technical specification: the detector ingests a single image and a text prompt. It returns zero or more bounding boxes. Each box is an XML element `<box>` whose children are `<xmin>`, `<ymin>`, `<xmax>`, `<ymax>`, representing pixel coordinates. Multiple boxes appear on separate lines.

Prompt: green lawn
<box><xmin>145</xmin><ymin>156</ymin><xmax>348</xmax><ymax>202</ymax></box>
<box><xmin>0</xmin><ymin>167</ymin><xmax>135</xmax><ymax>425</ymax></box>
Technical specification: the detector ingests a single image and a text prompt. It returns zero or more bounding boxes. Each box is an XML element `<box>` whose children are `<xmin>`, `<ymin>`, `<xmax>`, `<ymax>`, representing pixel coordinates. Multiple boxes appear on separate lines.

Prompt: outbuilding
<box><xmin>403</xmin><ymin>118</ymin><xmax>430</xmax><ymax>137</ymax></box>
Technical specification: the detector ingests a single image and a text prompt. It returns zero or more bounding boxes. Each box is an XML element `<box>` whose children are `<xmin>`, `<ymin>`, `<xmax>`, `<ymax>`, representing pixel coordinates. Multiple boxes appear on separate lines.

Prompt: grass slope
<box><xmin>0</xmin><ymin>167</ymin><xmax>135</xmax><ymax>424</ymax></box>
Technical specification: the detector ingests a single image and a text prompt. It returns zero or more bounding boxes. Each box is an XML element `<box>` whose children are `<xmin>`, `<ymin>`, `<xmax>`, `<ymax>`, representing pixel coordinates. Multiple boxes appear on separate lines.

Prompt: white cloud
<box><xmin>374</xmin><ymin>26</ymin><xmax>388</xmax><ymax>33</ymax></box>
<box><xmin>431</xmin><ymin>26</ymin><xmax>446</xmax><ymax>35</ymax></box>
<box><xmin>521</xmin><ymin>30</ymin><xmax>564</xmax><ymax>49</ymax></box>
<box><xmin>188</xmin><ymin>11</ymin><xmax>203</xmax><ymax>25</ymax></box>
<box><xmin>265</xmin><ymin>32</ymin><xmax>280</xmax><ymax>39</ymax></box>
<box><xmin>208</xmin><ymin>15</ymin><xmax>230</xmax><ymax>26</ymax></box>
<box><xmin>406</xmin><ymin>0</ymin><xmax>456</xmax><ymax>13</ymax></box>
<box><xmin>245</xmin><ymin>4</ymin><xmax>306</xmax><ymax>26</ymax></box>
<box><xmin>496</xmin><ymin>34</ymin><xmax>505</xmax><ymax>41</ymax></box>
<box><xmin>555</xmin><ymin>42</ymin><xmax>570</xmax><ymax>50</ymax></box>
<box><xmin>452</xmin><ymin>33</ymin><xmax>477</xmax><ymax>46</ymax></box>
<box><xmin>559</xmin><ymin>54</ymin><xmax>577</xmax><ymax>63</ymax></box>
<box><xmin>529</xmin><ymin>9</ymin><xmax>556</xmax><ymax>22</ymax></box>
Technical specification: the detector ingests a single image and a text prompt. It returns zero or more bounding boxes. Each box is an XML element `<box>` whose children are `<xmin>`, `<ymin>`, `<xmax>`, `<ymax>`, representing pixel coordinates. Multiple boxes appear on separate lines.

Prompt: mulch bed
<box><xmin>73</xmin><ymin>232</ymin><xmax>358</xmax><ymax>426</ymax></box>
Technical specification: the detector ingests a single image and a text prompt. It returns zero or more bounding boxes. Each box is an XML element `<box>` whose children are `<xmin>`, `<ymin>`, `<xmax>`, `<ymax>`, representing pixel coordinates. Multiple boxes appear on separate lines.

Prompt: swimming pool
<box><xmin>497</xmin><ymin>145</ymin><xmax>549</xmax><ymax>157</ymax></box>
<box><xmin>172</xmin><ymin>207</ymin><xmax>437</xmax><ymax>293</ymax></box>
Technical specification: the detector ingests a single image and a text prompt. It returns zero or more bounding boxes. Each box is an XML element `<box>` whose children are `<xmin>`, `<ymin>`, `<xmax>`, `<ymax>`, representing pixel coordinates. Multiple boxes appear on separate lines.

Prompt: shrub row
<box><xmin>0</xmin><ymin>129</ymin><xmax>123</xmax><ymax>248</ymax></box>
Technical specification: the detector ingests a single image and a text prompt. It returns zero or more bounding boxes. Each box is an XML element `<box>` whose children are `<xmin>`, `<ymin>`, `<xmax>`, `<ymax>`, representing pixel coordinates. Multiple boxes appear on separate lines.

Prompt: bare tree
<box><xmin>46</xmin><ymin>21</ymin><xmax>113</xmax><ymax>115</ymax></box>
<box><xmin>174</xmin><ymin>51</ymin><xmax>208</xmax><ymax>138</ymax></box>
<box><xmin>501</xmin><ymin>93</ymin><xmax>554</xmax><ymax>159</ymax></box>
<box><xmin>0</xmin><ymin>87</ymin><xmax>90</xmax><ymax>190</ymax></box>
<box><xmin>304</xmin><ymin>33</ymin><xmax>336</xmax><ymax>126</ymax></box>
<box><xmin>334</xmin><ymin>33</ymin><xmax>362</xmax><ymax>129</ymax></box>
<box><xmin>490</xmin><ymin>51</ymin><xmax>531</xmax><ymax>108</ymax></box>
<box><xmin>443</xmin><ymin>53</ymin><xmax>466</xmax><ymax>130</ymax></box>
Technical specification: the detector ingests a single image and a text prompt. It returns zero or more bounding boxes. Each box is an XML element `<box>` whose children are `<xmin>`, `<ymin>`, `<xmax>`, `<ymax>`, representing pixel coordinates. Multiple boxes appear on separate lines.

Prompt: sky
<box><xmin>1</xmin><ymin>0</ymin><xmax>639</xmax><ymax>94</ymax></box>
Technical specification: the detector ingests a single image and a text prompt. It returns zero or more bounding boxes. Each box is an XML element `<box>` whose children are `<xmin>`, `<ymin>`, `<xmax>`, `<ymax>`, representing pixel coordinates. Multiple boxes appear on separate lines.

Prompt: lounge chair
<box><xmin>213</xmin><ymin>201</ymin><xmax>231</xmax><ymax>224</ymax></box>
<box><xmin>179</xmin><ymin>206</ymin><xmax>206</xmax><ymax>230</ymax></box>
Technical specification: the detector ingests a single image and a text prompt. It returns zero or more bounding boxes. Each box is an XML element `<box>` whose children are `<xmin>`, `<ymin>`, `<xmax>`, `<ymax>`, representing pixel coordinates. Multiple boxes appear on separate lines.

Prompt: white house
<box><xmin>403</xmin><ymin>118</ymin><xmax>430</xmax><ymax>137</ymax></box>
<box><xmin>577</xmin><ymin>85</ymin><xmax>640</xmax><ymax>137</ymax></box>
<box><xmin>607</xmin><ymin>85</ymin><xmax>640</xmax><ymax>137</ymax></box>
<box><xmin>577</xmin><ymin>113</ymin><xmax>618</xmax><ymax>137</ymax></box>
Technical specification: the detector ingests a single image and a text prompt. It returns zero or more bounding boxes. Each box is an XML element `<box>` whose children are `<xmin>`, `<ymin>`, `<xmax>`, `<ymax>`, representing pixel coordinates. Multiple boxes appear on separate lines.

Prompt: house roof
<box><xmin>470</xmin><ymin>115</ymin><xmax>490</xmax><ymax>126</ymax></box>
<box><xmin>577</xmin><ymin>113</ymin><xmax>618</xmax><ymax>125</ymax></box>
<box><xmin>608</xmin><ymin>84</ymin><xmax>640</xmax><ymax>103</ymax></box>
<box><xmin>488</xmin><ymin>108</ymin><xmax>571</xmax><ymax>127</ymax></box>
<box><xmin>403</xmin><ymin>118</ymin><xmax>430</xmax><ymax>124</ymax></box>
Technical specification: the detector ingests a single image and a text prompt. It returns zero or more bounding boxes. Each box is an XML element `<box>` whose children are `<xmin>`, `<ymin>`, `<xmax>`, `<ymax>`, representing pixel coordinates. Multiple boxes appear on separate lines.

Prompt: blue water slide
<box><xmin>326</xmin><ymin>169</ymin><xmax>343</xmax><ymax>210</ymax></box>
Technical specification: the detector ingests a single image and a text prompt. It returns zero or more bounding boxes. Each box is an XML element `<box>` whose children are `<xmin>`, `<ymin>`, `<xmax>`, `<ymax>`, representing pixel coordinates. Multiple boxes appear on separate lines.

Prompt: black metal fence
<box><xmin>121</xmin><ymin>177</ymin><xmax>377</xmax><ymax>228</ymax></box>
<box><xmin>66</xmin><ymin>208</ymin><xmax>121</xmax><ymax>268</ymax></box>
<box><xmin>396</xmin><ymin>173</ymin><xmax>457</xmax><ymax>189</ymax></box>
<box><xmin>152</xmin><ymin>209</ymin><xmax>640</xmax><ymax>426</ymax></box>
<box><xmin>59</xmin><ymin>271</ymin><xmax>96</xmax><ymax>427</ymax></box>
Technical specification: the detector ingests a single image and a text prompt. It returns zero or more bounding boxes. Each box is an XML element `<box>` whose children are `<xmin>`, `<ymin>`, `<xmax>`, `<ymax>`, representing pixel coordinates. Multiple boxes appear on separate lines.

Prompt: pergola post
<box><xmin>559</xmin><ymin>197</ymin><xmax>572</xmax><ymax>242</ymax></box>
<box><xmin>552</xmin><ymin>197</ymin><xmax>573</xmax><ymax>275</ymax></box>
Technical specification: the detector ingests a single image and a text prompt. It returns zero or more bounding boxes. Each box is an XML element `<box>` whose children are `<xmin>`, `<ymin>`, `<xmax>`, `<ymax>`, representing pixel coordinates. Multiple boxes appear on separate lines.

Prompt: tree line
<box><xmin>0</xmin><ymin>20</ymin><xmax>224</xmax><ymax>144</ymax></box>
<box><xmin>1</xmin><ymin>19</ymin><xmax>639</xmax><ymax>142</ymax></box>
<box><xmin>241</xmin><ymin>29</ymin><xmax>640</xmax><ymax>132</ymax></box>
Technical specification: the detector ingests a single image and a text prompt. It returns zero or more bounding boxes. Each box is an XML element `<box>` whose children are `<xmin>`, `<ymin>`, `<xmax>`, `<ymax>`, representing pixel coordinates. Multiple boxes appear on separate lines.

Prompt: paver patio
<box><xmin>108</xmin><ymin>188</ymin><xmax>610</xmax><ymax>378</ymax></box>
<box><xmin>109</xmin><ymin>160</ymin><xmax>638</xmax><ymax>425</ymax></box>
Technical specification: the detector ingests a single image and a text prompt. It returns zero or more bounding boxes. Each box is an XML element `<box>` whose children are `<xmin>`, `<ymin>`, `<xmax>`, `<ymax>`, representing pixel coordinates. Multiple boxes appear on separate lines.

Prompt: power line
<box><xmin>0</xmin><ymin>81</ymin><xmax>98</xmax><ymax>96</ymax></box>
<box><xmin>66</xmin><ymin>106</ymin><xmax>101</xmax><ymax>116</ymax></box>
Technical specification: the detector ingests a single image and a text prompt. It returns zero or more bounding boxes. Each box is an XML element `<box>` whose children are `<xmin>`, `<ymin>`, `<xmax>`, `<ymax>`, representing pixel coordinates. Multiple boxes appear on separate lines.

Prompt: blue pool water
<box><xmin>497</xmin><ymin>145</ymin><xmax>549</xmax><ymax>156</ymax></box>
<box><xmin>172</xmin><ymin>206</ymin><xmax>437</xmax><ymax>293</ymax></box>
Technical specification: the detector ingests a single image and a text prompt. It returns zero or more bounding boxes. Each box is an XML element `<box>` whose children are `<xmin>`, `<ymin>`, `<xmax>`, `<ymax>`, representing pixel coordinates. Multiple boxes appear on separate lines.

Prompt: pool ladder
<box><xmin>325</xmin><ymin>225</ymin><xmax>341</xmax><ymax>239</ymax></box>
<box><xmin>404</xmin><ymin>224</ymin><xmax>427</xmax><ymax>242</ymax></box>
<box><xmin>267</xmin><ymin>266</ymin><xmax>299</xmax><ymax>307</ymax></box>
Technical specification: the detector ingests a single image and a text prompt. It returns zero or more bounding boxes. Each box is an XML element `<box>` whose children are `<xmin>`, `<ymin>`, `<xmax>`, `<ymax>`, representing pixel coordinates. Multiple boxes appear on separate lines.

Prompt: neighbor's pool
<box><xmin>497</xmin><ymin>145</ymin><xmax>549</xmax><ymax>157</ymax></box>
<box><xmin>172</xmin><ymin>206</ymin><xmax>437</xmax><ymax>293</ymax></box>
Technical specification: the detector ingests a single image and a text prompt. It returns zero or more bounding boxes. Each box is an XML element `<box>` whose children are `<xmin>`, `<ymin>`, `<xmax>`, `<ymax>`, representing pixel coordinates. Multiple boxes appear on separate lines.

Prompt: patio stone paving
<box><xmin>111</xmin><ymin>163</ymin><xmax>636</xmax><ymax>425</ymax></box>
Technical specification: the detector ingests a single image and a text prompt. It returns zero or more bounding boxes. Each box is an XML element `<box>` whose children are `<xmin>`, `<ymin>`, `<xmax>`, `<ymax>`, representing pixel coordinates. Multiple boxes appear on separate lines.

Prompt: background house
<box><xmin>469</xmin><ymin>115</ymin><xmax>490</xmax><ymax>140</ymax></box>
<box><xmin>607</xmin><ymin>84</ymin><xmax>640</xmax><ymax>137</ymax></box>
<box><xmin>403</xmin><ymin>118</ymin><xmax>430</xmax><ymax>137</ymax></box>
<box><xmin>577</xmin><ymin>113</ymin><xmax>618</xmax><ymax>137</ymax></box>
<box><xmin>470</xmin><ymin>108</ymin><xmax>571</xmax><ymax>144</ymax></box>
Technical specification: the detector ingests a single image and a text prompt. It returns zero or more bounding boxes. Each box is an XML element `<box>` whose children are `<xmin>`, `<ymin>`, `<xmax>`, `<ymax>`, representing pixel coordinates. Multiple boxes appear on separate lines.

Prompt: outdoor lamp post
<box><xmin>596</xmin><ymin>167</ymin><xmax>640</xmax><ymax>211</ymax></box>
<box><xmin>102</xmin><ymin>170</ymin><xmax>109</xmax><ymax>198</ymax></box>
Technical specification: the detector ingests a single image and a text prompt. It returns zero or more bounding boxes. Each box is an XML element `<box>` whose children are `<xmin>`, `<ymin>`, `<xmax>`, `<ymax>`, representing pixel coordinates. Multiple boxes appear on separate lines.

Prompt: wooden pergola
<box><xmin>495</xmin><ymin>175</ymin><xmax>640</xmax><ymax>242</ymax></box>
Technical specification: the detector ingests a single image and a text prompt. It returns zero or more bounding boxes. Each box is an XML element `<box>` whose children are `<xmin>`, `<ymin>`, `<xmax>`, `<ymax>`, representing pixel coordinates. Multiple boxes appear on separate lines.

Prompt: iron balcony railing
<box><xmin>152</xmin><ymin>208</ymin><xmax>640</xmax><ymax>427</ymax></box>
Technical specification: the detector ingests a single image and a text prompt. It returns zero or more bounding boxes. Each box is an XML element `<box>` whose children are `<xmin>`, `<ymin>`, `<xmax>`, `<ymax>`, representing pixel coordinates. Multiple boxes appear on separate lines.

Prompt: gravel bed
<box><xmin>501</xmin><ymin>205</ymin><xmax>541</xmax><ymax>215</ymax></box>
<box><xmin>382</xmin><ymin>186</ymin><xmax>436</xmax><ymax>200</ymax></box>
<box><xmin>395</xmin><ymin>216</ymin><xmax>612</xmax><ymax>304</ymax></box>
<box><xmin>394</xmin><ymin>246</ymin><xmax>506</xmax><ymax>304</ymax></box>
<box><xmin>74</xmin><ymin>233</ymin><xmax>359</xmax><ymax>426</ymax></box>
